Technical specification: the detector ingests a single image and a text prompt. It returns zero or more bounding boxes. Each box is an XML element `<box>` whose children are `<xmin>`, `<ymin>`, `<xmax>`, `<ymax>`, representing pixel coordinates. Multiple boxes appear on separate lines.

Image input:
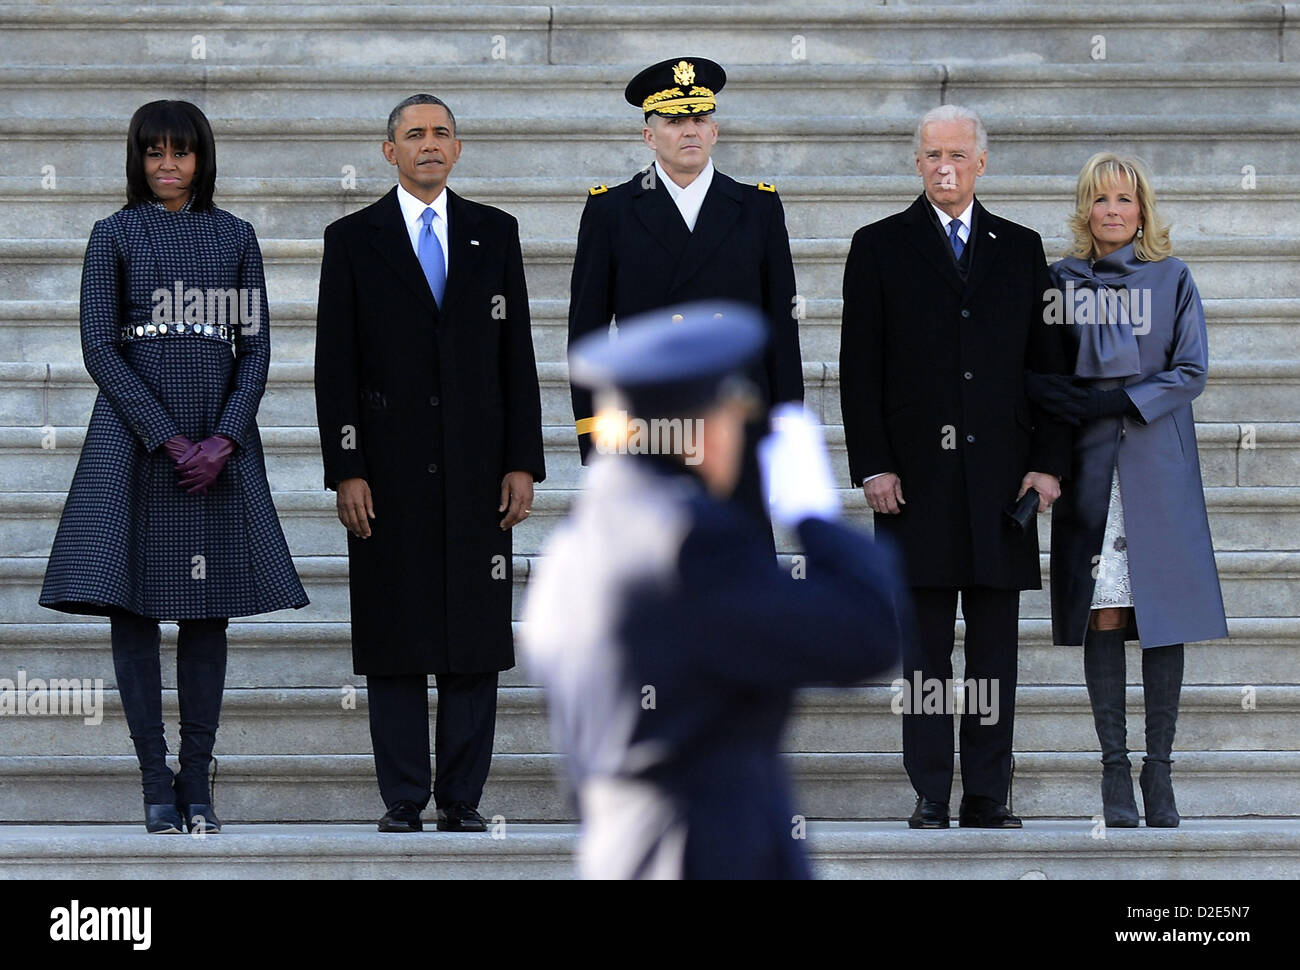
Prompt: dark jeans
<box><xmin>110</xmin><ymin>611</ymin><xmax>228</xmax><ymax>804</ymax></box>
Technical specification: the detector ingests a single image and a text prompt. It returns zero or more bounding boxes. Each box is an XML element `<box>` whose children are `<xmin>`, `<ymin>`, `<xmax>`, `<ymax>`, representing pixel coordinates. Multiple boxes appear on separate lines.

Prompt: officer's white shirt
<box><xmin>396</xmin><ymin>181</ymin><xmax>450</xmax><ymax>270</ymax></box>
<box><xmin>655</xmin><ymin>158</ymin><xmax>714</xmax><ymax>232</ymax></box>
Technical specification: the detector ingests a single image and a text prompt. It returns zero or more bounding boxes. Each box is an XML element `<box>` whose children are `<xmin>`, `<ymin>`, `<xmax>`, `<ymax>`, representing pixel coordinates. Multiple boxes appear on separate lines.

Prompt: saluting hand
<box><xmin>499</xmin><ymin>471</ymin><xmax>534</xmax><ymax>530</ymax></box>
<box><xmin>337</xmin><ymin>477</ymin><xmax>375</xmax><ymax>538</ymax></box>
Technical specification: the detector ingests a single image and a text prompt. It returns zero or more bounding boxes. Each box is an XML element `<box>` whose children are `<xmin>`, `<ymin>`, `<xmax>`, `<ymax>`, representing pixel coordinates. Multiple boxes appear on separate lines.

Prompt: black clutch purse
<box><xmin>1004</xmin><ymin>488</ymin><xmax>1040</xmax><ymax>534</ymax></box>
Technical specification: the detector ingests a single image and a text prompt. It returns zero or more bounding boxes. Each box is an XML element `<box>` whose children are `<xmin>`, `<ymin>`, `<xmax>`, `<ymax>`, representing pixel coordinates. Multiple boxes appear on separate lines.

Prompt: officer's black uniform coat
<box><xmin>840</xmin><ymin>195</ymin><xmax>1071</xmax><ymax>590</ymax></box>
<box><xmin>567</xmin><ymin>167</ymin><xmax>804</xmax><ymax>453</ymax></box>
<box><xmin>315</xmin><ymin>187</ymin><xmax>545</xmax><ymax>676</ymax></box>
<box><xmin>40</xmin><ymin>202</ymin><xmax>308</xmax><ymax>620</ymax></box>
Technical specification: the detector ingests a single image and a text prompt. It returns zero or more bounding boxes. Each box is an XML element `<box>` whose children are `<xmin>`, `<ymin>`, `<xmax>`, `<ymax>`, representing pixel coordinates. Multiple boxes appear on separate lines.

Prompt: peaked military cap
<box><xmin>625</xmin><ymin>57</ymin><xmax>726</xmax><ymax>118</ymax></box>
<box><xmin>569</xmin><ymin>301</ymin><xmax>765</xmax><ymax>418</ymax></box>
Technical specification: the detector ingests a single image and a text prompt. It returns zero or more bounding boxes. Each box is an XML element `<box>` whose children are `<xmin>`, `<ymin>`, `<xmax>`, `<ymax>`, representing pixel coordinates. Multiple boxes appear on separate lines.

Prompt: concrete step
<box><xmin>6</xmin><ymin>61</ymin><xmax>1298</xmax><ymax>121</ymax></box>
<box><xmin>1</xmin><ymin>750</ymin><xmax>1296</xmax><ymax>822</ymax></box>
<box><xmin>4</xmin><ymin>684</ymin><xmax>1296</xmax><ymax>756</ymax></box>
<box><xmin>4</xmin><ymin>113</ymin><xmax>1297</xmax><ymax>178</ymax></box>
<box><xmin>3</xmin><ymin>296</ymin><xmax>1296</xmax><ymax>366</ymax></box>
<box><xmin>4</xmin><ymin>547</ymin><xmax>1298</xmax><ymax>624</ymax></box>
<box><xmin>6</xmin><ymin>174</ymin><xmax>1298</xmax><ymax>241</ymax></box>
<box><xmin>0</xmin><ymin>419</ymin><xmax>1295</xmax><ymax>498</ymax></box>
<box><xmin>3</xmin><ymin>234</ymin><xmax>1293</xmax><ymax>305</ymax></box>
<box><xmin>2</xmin><ymin>617</ymin><xmax>1292</xmax><ymax>688</ymax></box>
<box><xmin>0</xmin><ymin>4</ymin><xmax>1284</xmax><ymax>66</ymax></box>
<box><xmin>4</xmin><ymin>483</ymin><xmax>1299</xmax><ymax>561</ymax></box>
<box><xmin>4</xmin><ymin>819</ymin><xmax>1294</xmax><ymax>879</ymax></box>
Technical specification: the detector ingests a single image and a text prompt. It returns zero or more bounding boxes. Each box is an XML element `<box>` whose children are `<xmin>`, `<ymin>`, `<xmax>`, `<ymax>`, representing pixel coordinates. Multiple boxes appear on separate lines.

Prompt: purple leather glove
<box><xmin>178</xmin><ymin>434</ymin><xmax>236</xmax><ymax>495</ymax></box>
<box><xmin>161</xmin><ymin>434</ymin><xmax>201</xmax><ymax>466</ymax></box>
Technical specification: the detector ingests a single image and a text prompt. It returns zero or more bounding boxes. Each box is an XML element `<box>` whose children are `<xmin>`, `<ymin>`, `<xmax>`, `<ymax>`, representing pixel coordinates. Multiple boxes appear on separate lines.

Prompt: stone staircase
<box><xmin>0</xmin><ymin>0</ymin><xmax>1297</xmax><ymax>878</ymax></box>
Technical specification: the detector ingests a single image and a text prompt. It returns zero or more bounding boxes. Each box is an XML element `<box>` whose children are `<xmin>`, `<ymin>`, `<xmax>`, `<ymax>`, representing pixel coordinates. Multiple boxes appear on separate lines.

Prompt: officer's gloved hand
<box><xmin>759</xmin><ymin>403</ymin><xmax>840</xmax><ymax>529</ymax></box>
<box><xmin>161</xmin><ymin>434</ymin><xmax>200</xmax><ymax>466</ymax></box>
<box><xmin>178</xmin><ymin>434</ymin><xmax>236</xmax><ymax>495</ymax></box>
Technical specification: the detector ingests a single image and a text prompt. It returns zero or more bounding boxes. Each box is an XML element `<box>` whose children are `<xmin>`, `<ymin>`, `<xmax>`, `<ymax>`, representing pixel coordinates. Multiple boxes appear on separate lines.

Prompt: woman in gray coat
<box><xmin>1027</xmin><ymin>153</ymin><xmax>1227</xmax><ymax>828</ymax></box>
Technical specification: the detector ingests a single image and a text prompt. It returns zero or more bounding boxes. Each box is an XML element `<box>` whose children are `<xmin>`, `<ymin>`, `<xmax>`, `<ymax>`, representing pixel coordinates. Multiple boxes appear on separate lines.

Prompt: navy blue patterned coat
<box><xmin>40</xmin><ymin>201</ymin><xmax>308</xmax><ymax>620</ymax></box>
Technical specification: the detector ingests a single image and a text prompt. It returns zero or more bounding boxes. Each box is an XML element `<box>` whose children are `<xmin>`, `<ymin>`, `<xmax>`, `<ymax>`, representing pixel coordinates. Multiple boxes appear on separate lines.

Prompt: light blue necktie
<box><xmin>418</xmin><ymin>207</ymin><xmax>446</xmax><ymax>306</ymax></box>
<box><xmin>948</xmin><ymin>218</ymin><xmax>965</xmax><ymax>260</ymax></box>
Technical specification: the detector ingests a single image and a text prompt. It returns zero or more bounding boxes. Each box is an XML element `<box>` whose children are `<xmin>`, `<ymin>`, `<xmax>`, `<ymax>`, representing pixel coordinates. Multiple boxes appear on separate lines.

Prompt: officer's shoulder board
<box><xmin>756</xmin><ymin>181</ymin><xmax>776</xmax><ymax>193</ymax></box>
<box><xmin>587</xmin><ymin>184</ymin><xmax>609</xmax><ymax>196</ymax></box>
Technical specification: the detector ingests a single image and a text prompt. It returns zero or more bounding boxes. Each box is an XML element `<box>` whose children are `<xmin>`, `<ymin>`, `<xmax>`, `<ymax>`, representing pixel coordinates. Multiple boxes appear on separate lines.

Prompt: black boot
<box><xmin>175</xmin><ymin>618</ymin><xmax>228</xmax><ymax>832</ymax></box>
<box><xmin>111</xmin><ymin>612</ymin><xmax>178</xmax><ymax>831</ymax></box>
<box><xmin>1140</xmin><ymin>643</ymin><xmax>1184</xmax><ymax>827</ymax></box>
<box><xmin>1083</xmin><ymin>625</ymin><xmax>1139</xmax><ymax>827</ymax></box>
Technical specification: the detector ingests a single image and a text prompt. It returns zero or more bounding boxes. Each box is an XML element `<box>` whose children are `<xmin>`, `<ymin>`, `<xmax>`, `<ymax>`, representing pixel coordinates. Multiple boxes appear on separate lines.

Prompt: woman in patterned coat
<box><xmin>1027</xmin><ymin>153</ymin><xmax>1227</xmax><ymax>829</ymax></box>
<box><xmin>39</xmin><ymin>101</ymin><xmax>308</xmax><ymax>833</ymax></box>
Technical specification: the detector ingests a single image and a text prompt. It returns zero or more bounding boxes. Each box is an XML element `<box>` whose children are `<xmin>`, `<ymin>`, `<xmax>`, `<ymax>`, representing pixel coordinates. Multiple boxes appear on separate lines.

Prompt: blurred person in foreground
<box><xmin>523</xmin><ymin>303</ymin><xmax>907</xmax><ymax>879</ymax></box>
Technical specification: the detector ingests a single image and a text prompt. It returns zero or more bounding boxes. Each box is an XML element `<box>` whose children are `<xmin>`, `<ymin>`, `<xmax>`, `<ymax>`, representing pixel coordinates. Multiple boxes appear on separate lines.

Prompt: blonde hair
<box><xmin>1068</xmin><ymin>152</ymin><xmax>1171</xmax><ymax>261</ymax></box>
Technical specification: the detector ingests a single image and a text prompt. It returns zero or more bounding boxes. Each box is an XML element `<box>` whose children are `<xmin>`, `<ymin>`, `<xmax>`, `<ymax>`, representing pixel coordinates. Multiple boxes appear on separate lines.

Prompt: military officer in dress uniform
<box><xmin>567</xmin><ymin>57</ymin><xmax>804</xmax><ymax>545</ymax></box>
<box><xmin>525</xmin><ymin>303</ymin><xmax>907</xmax><ymax>879</ymax></box>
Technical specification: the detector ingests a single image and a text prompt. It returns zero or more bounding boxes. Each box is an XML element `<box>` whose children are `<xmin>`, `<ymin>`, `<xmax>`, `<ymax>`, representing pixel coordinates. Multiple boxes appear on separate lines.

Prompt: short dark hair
<box><xmin>124</xmin><ymin>100</ymin><xmax>216</xmax><ymax>211</ymax></box>
<box><xmin>387</xmin><ymin>94</ymin><xmax>457</xmax><ymax>141</ymax></box>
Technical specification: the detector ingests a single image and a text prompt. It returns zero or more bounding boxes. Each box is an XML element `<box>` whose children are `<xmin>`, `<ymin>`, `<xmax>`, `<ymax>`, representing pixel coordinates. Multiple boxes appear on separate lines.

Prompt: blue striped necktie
<box><xmin>418</xmin><ymin>207</ymin><xmax>446</xmax><ymax>306</ymax></box>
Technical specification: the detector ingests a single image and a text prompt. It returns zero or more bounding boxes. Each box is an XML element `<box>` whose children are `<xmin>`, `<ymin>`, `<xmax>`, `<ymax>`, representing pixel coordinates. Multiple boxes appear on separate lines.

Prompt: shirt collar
<box><xmin>655</xmin><ymin>158</ymin><xmax>714</xmax><ymax>201</ymax></box>
<box><xmin>931</xmin><ymin>197</ymin><xmax>974</xmax><ymax>234</ymax></box>
<box><xmin>396</xmin><ymin>181</ymin><xmax>448</xmax><ymax>229</ymax></box>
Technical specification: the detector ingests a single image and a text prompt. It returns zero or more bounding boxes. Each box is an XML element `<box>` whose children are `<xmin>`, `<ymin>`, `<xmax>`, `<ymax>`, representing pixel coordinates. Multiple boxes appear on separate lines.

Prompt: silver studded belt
<box><xmin>119</xmin><ymin>322</ymin><xmax>236</xmax><ymax>345</ymax></box>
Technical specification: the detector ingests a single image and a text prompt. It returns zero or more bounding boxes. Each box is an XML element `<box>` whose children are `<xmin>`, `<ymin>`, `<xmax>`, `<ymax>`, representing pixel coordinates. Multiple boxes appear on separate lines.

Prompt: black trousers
<box><xmin>365</xmin><ymin>671</ymin><xmax>498</xmax><ymax>811</ymax></box>
<box><xmin>109</xmin><ymin>611</ymin><xmax>228</xmax><ymax>804</ymax></box>
<box><xmin>901</xmin><ymin>586</ymin><xmax>1019</xmax><ymax>806</ymax></box>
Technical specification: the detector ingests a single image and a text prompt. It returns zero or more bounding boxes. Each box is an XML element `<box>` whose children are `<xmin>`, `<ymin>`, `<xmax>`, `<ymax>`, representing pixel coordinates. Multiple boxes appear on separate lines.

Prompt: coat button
<box><xmin>427</xmin><ymin>463</ymin><xmax>438</xmax><ymax>474</ymax></box>
<box><xmin>966</xmin><ymin>434</ymin><xmax>975</xmax><ymax>443</ymax></box>
<box><xmin>429</xmin><ymin>395</ymin><xmax>439</xmax><ymax>407</ymax></box>
<box><xmin>964</xmin><ymin>371</ymin><xmax>973</xmax><ymax>380</ymax></box>
<box><xmin>961</xmin><ymin>309</ymin><xmax>970</xmax><ymax>318</ymax></box>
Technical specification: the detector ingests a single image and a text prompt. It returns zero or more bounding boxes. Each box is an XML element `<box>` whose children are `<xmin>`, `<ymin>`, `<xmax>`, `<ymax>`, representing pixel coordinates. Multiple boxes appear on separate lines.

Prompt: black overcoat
<box><xmin>40</xmin><ymin>202</ymin><xmax>308</xmax><ymax>620</ymax></box>
<box><xmin>840</xmin><ymin>195</ymin><xmax>1071</xmax><ymax>589</ymax></box>
<box><xmin>314</xmin><ymin>187</ymin><xmax>545</xmax><ymax>676</ymax></box>
<box><xmin>567</xmin><ymin>166</ymin><xmax>804</xmax><ymax>452</ymax></box>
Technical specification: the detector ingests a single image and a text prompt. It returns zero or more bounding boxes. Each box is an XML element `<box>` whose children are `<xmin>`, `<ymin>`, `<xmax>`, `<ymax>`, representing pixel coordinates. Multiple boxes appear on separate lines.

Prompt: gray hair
<box><xmin>387</xmin><ymin>94</ymin><xmax>457</xmax><ymax>141</ymax></box>
<box><xmin>913</xmin><ymin>104</ymin><xmax>987</xmax><ymax>157</ymax></box>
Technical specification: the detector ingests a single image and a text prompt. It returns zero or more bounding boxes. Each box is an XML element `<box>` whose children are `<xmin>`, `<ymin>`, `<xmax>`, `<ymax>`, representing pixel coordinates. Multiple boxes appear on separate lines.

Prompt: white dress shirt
<box><xmin>931</xmin><ymin>198</ymin><xmax>974</xmax><ymax>249</ymax></box>
<box><xmin>655</xmin><ymin>158</ymin><xmax>714</xmax><ymax>232</ymax></box>
<box><xmin>396</xmin><ymin>181</ymin><xmax>450</xmax><ymax>270</ymax></box>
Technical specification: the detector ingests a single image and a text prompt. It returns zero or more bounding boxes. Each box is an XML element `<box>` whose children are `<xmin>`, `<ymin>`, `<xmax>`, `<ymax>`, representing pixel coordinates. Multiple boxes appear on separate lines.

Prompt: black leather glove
<box><xmin>1081</xmin><ymin>385</ymin><xmax>1134</xmax><ymax>422</ymax></box>
<box><xmin>1024</xmin><ymin>372</ymin><xmax>1089</xmax><ymax>425</ymax></box>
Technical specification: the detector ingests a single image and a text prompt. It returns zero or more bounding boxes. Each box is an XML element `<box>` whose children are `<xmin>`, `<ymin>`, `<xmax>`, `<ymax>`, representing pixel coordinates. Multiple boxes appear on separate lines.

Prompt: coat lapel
<box><xmin>632</xmin><ymin>167</ymin><xmax>691</xmax><ymax>263</ymax></box>
<box><xmin>901</xmin><ymin>193</ymin><xmax>965</xmax><ymax>297</ymax></box>
<box><xmin>669</xmin><ymin>171</ymin><xmax>742</xmax><ymax>292</ymax></box>
<box><xmin>368</xmin><ymin>187</ymin><xmax>437</xmax><ymax>316</ymax></box>
<box><xmin>440</xmin><ymin>188</ymin><xmax>481</xmax><ymax>321</ymax></box>
<box><xmin>961</xmin><ymin>199</ymin><xmax>999</xmax><ymax>300</ymax></box>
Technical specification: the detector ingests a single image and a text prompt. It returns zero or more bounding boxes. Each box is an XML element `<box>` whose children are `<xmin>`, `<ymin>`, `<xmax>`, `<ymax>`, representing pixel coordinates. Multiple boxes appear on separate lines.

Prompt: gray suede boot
<box><xmin>1084</xmin><ymin>626</ymin><xmax>1139</xmax><ymax>827</ymax></box>
<box><xmin>1139</xmin><ymin>643</ymin><xmax>1184</xmax><ymax>828</ymax></box>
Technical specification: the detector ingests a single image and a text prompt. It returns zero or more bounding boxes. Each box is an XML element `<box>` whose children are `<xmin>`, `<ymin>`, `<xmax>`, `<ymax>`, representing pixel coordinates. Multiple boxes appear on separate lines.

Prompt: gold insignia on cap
<box><xmin>641</xmin><ymin>85</ymin><xmax>716</xmax><ymax>115</ymax></box>
<box><xmin>757</xmin><ymin>181</ymin><xmax>776</xmax><ymax>193</ymax></box>
<box><xmin>673</xmin><ymin>60</ymin><xmax>695</xmax><ymax>85</ymax></box>
<box><xmin>588</xmin><ymin>184</ymin><xmax>608</xmax><ymax>196</ymax></box>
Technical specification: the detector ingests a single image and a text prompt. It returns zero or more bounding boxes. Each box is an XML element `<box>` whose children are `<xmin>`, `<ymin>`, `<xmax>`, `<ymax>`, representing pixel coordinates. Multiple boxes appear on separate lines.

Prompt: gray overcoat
<box><xmin>1048</xmin><ymin>243</ymin><xmax>1228</xmax><ymax>648</ymax></box>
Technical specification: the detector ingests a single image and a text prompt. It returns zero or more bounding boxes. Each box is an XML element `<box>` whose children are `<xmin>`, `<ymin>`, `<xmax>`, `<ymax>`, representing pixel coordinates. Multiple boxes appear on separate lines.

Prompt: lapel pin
<box><xmin>987</xmin><ymin>231</ymin><xmax>997</xmax><ymax>239</ymax></box>
<box><xmin>470</xmin><ymin>239</ymin><xmax>480</xmax><ymax>246</ymax></box>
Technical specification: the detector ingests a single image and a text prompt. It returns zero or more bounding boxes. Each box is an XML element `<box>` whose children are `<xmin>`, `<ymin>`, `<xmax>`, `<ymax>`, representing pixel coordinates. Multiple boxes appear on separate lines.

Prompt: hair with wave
<box><xmin>1068</xmin><ymin>152</ymin><xmax>1171</xmax><ymax>261</ymax></box>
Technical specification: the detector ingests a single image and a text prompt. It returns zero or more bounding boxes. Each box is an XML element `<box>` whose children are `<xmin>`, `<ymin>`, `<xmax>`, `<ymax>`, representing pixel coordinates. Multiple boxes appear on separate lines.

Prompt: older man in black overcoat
<box><xmin>839</xmin><ymin>105</ymin><xmax>1071</xmax><ymax>829</ymax></box>
<box><xmin>315</xmin><ymin>95</ymin><xmax>545</xmax><ymax>833</ymax></box>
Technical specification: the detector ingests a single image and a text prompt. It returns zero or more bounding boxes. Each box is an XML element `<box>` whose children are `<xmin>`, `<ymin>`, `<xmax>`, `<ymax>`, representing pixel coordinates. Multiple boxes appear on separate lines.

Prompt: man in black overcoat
<box><xmin>315</xmin><ymin>95</ymin><xmax>546</xmax><ymax>833</ymax></box>
<box><xmin>839</xmin><ymin>105</ymin><xmax>1071</xmax><ymax>829</ymax></box>
<box><xmin>567</xmin><ymin>57</ymin><xmax>804</xmax><ymax>542</ymax></box>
